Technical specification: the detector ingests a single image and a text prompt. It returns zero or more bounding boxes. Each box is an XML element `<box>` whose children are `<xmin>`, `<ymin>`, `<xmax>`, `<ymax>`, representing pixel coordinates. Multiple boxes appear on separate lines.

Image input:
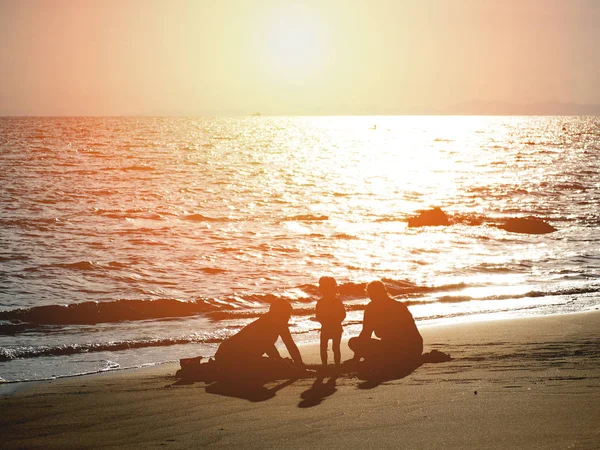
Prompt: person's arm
<box><xmin>337</xmin><ymin>300</ymin><xmax>347</xmax><ymax>322</ymax></box>
<box><xmin>358</xmin><ymin>308</ymin><xmax>374</xmax><ymax>339</ymax></box>
<box><xmin>280</xmin><ymin>326</ymin><xmax>304</xmax><ymax>366</ymax></box>
<box><xmin>315</xmin><ymin>301</ymin><xmax>323</xmax><ymax>324</ymax></box>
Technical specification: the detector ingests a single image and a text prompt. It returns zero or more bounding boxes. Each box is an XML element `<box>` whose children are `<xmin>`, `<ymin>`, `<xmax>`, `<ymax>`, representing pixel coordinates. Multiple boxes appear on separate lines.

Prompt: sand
<box><xmin>1</xmin><ymin>311</ymin><xmax>599</xmax><ymax>449</ymax></box>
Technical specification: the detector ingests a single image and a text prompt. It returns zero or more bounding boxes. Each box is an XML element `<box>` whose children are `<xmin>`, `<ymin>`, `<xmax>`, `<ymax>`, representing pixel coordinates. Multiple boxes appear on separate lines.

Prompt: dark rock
<box><xmin>498</xmin><ymin>218</ymin><xmax>556</xmax><ymax>234</ymax></box>
<box><xmin>407</xmin><ymin>207</ymin><xmax>450</xmax><ymax>227</ymax></box>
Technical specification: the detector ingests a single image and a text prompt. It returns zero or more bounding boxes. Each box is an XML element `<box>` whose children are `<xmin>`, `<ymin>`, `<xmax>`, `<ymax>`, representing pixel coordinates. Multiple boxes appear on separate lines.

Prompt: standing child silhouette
<box><xmin>316</xmin><ymin>276</ymin><xmax>346</xmax><ymax>369</ymax></box>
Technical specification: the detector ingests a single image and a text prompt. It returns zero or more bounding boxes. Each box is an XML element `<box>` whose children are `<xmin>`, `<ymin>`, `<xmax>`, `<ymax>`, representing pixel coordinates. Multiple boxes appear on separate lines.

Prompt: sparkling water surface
<box><xmin>1</xmin><ymin>116</ymin><xmax>599</xmax><ymax>381</ymax></box>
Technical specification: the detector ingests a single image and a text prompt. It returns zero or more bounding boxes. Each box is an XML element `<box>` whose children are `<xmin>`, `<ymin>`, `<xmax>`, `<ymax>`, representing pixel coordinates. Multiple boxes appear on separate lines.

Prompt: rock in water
<box><xmin>408</xmin><ymin>207</ymin><xmax>450</xmax><ymax>227</ymax></box>
<box><xmin>498</xmin><ymin>218</ymin><xmax>556</xmax><ymax>234</ymax></box>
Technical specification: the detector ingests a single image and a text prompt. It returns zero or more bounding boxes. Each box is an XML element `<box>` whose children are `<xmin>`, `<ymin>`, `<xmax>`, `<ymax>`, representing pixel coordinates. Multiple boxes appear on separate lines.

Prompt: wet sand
<box><xmin>2</xmin><ymin>311</ymin><xmax>599</xmax><ymax>449</ymax></box>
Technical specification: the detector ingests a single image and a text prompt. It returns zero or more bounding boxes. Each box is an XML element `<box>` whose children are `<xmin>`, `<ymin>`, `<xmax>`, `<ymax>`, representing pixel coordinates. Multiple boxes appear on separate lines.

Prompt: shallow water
<box><xmin>1</xmin><ymin>116</ymin><xmax>599</xmax><ymax>381</ymax></box>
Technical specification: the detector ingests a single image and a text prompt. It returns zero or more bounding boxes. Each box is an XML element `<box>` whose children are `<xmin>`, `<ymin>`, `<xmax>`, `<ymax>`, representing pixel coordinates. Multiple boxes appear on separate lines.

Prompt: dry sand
<box><xmin>1</xmin><ymin>311</ymin><xmax>599</xmax><ymax>449</ymax></box>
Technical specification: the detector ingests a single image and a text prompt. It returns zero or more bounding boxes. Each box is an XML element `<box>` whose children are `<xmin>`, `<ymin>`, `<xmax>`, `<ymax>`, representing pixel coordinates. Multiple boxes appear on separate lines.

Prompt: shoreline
<box><xmin>1</xmin><ymin>308</ymin><xmax>598</xmax><ymax>389</ymax></box>
<box><xmin>2</xmin><ymin>310</ymin><xmax>599</xmax><ymax>449</ymax></box>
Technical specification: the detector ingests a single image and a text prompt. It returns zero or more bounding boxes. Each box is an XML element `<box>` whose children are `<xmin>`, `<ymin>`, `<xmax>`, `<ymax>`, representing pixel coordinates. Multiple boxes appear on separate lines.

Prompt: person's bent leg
<box><xmin>377</xmin><ymin>341</ymin><xmax>423</xmax><ymax>376</ymax></box>
<box><xmin>348</xmin><ymin>336</ymin><xmax>382</xmax><ymax>361</ymax></box>
<box><xmin>348</xmin><ymin>336</ymin><xmax>363</xmax><ymax>359</ymax></box>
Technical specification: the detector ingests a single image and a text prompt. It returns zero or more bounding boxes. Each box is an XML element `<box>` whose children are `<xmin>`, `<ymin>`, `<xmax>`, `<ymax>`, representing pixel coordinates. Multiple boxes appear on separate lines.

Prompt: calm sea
<box><xmin>1</xmin><ymin>116</ymin><xmax>599</xmax><ymax>382</ymax></box>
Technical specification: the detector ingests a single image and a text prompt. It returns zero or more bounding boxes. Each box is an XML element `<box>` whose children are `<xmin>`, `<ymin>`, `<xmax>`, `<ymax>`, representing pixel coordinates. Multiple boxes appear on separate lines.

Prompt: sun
<box><xmin>255</xmin><ymin>5</ymin><xmax>332</xmax><ymax>85</ymax></box>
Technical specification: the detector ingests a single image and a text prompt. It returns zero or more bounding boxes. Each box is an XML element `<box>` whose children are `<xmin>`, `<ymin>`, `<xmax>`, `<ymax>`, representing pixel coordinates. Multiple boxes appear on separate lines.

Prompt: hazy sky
<box><xmin>1</xmin><ymin>0</ymin><xmax>599</xmax><ymax>115</ymax></box>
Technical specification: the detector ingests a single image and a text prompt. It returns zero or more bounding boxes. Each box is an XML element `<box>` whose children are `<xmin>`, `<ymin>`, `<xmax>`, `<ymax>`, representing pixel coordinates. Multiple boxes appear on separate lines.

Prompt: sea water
<box><xmin>1</xmin><ymin>116</ymin><xmax>599</xmax><ymax>382</ymax></box>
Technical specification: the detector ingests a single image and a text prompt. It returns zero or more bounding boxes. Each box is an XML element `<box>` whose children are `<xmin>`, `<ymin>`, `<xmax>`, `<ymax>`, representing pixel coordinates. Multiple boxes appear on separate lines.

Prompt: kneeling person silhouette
<box><xmin>214</xmin><ymin>298</ymin><xmax>306</xmax><ymax>383</ymax></box>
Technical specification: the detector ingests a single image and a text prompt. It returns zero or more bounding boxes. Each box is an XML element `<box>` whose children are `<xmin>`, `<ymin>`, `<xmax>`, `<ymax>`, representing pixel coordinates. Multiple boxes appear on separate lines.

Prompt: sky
<box><xmin>1</xmin><ymin>0</ymin><xmax>599</xmax><ymax>116</ymax></box>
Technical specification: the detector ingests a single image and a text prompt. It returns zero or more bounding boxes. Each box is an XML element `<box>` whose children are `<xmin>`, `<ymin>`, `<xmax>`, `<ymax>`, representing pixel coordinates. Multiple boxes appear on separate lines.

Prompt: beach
<box><xmin>2</xmin><ymin>310</ymin><xmax>598</xmax><ymax>449</ymax></box>
<box><xmin>2</xmin><ymin>2</ymin><xmax>599</xmax><ymax>448</ymax></box>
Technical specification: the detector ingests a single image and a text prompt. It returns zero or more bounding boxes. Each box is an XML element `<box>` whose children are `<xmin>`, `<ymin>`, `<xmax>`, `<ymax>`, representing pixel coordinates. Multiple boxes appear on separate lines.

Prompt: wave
<box><xmin>120</xmin><ymin>165</ymin><xmax>156</xmax><ymax>172</ymax></box>
<box><xmin>332</xmin><ymin>233</ymin><xmax>358</xmax><ymax>240</ymax></box>
<box><xmin>305</xmin><ymin>279</ymin><xmax>470</xmax><ymax>298</ymax></box>
<box><xmin>374</xmin><ymin>217</ymin><xmax>407</xmax><ymax>223</ymax></box>
<box><xmin>0</xmin><ymin>217</ymin><xmax>65</xmax><ymax>229</ymax></box>
<box><xmin>0</xmin><ymin>279</ymin><xmax>476</xmax><ymax>328</ymax></box>
<box><xmin>542</xmin><ymin>181</ymin><xmax>589</xmax><ymax>192</ymax></box>
<box><xmin>0</xmin><ymin>322</ymin><xmax>40</xmax><ymax>335</ymax></box>
<box><xmin>469</xmin><ymin>262</ymin><xmax>531</xmax><ymax>274</ymax></box>
<box><xmin>256</xmin><ymin>244</ymin><xmax>300</xmax><ymax>254</ymax></box>
<box><xmin>0</xmin><ymin>335</ymin><xmax>224</xmax><ymax>362</ymax></box>
<box><xmin>24</xmin><ymin>261</ymin><xmax>130</xmax><ymax>272</ymax></box>
<box><xmin>182</xmin><ymin>213</ymin><xmax>229</xmax><ymax>222</ymax></box>
<box><xmin>92</xmin><ymin>208</ymin><xmax>168</xmax><ymax>220</ymax></box>
<box><xmin>280</xmin><ymin>214</ymin><xmax>329</xmax><ymax>222</ymax></box>
<box><xmin>2</xmin><ymin>282</ymin><xmax>597</xmax><ymax>329</ymax></box>
<box><xmin>0</xmin><ymin>278</ymin><xmax>470</xmax><ymax>328</ymax></box>
<box><xmin>406</xmin><ymin>285</ymin><xmax>600</xmax><ymax>307</ymax></box>
<box><xmin>0</xmin><ymin>298</ymin><xmax>236</xmax><ymax>326</ymax></box>
<box><xmin>200</xmin><ymin>267</ymin><xmax>228</xmax><ymax>275</ymax></box>
<box><xmin>0</xmin><ymin>255</ymin><xmax>29</xmax><ymax>263</ymax></box>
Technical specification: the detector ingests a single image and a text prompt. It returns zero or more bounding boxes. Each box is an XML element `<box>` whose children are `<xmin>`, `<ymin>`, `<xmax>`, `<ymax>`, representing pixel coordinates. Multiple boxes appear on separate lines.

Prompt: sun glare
<box><xmin>255</xmin><ymin>6</ymin><xmax>332</xmax><ymax>85</ymax></box>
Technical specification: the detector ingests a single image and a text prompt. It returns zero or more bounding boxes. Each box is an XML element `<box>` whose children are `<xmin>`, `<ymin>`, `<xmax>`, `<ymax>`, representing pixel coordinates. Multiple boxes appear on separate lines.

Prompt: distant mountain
<box><xmin>441</xmin><ymin>100</ymin><xmax>600</xmax><ymax>116</ymax></box>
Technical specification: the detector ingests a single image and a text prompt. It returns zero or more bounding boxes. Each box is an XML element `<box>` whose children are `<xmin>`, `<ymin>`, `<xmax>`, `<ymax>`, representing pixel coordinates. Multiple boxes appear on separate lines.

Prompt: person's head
<box><xmin>268</xmin><ymin>298</ymin><xmax>293</xmax><ymax>324</ymax></box>
<box><xmin>365</xmin><ymin>280</ymin><xmax>389</xmax><ymax>303</ymax></box>
<box><xmin>318</xmin><ymin>276</ymin><xmax>337</xmax><ymax>297</ymax></box>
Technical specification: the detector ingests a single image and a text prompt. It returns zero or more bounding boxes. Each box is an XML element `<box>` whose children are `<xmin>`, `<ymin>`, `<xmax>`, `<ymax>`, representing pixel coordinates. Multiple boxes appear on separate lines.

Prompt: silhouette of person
<box><xmin>316</xmin><ymin>276</ymin><xmax>346</xmax><ymax>368</ymax></box>
<box><xmin>348</xmin><ymin>280</ymin><xmax>423</xmax><ymax>373</ymax></box>
<box><xmin>214</xmin><ymin>298</ymin><xmax>305</xmax><ymax>381</ymax></box>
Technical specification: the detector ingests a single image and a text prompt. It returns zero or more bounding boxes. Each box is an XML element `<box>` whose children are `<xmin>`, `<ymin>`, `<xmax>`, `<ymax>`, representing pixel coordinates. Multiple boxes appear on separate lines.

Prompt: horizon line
<box><xmin>2</xmin><ymin>113</ymin><xmax>600</xmax><ymax>118</ymax></box>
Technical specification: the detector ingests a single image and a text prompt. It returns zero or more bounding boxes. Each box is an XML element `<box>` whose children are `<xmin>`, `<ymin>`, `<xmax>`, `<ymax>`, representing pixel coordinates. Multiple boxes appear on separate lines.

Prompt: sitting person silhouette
<box><xmin>316</xmin><ymin>276</ymin><xmax>346</xmax><ymax>369</ymax></box>
<box><xmin>214</xmin><ymin>298</ymin><xmax>305</xmax><ymax>382</ymax></box>
<box><xmin>348</xmin><ymin>280</ymin><xmax>423</xmax><ymax>375</ymax></box>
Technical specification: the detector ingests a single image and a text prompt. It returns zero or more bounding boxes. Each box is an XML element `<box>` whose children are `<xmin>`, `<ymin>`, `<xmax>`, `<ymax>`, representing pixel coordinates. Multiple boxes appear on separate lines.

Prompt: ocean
<box><xmin>1</xmin><ymin>116</ymin><xmax>599</xmax><ymax>383</ymax></box>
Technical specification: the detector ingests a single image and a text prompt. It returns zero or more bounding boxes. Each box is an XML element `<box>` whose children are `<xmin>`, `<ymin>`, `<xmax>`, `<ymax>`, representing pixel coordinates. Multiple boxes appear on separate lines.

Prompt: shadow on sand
<box><xmin>298</xmin><ymin>376</ymin><xmax>338</xmax><ymax>408</ymax></box>
<box><xmin>352</xmin><ymin>349</ymin><xmax>451</xmax><ymax>389</ymax></box>
<box><xmin>355</xmin><ymin>364</ymin><xmax>419</xmax><ymax>390</ymax></box>
<box><xmin>172</xmin><ymin>357</ymin><xmax>315</xmax><ymax>402</ymax></box>
<box><xmin>205</xmin><ymin>378</ymin><xmax>298</xmax><ymax>402</ymax></box>
<box><xmin>172</xmin><ymin>350</ymin><xmax>451</xmax><ymax>404</ymax></box>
